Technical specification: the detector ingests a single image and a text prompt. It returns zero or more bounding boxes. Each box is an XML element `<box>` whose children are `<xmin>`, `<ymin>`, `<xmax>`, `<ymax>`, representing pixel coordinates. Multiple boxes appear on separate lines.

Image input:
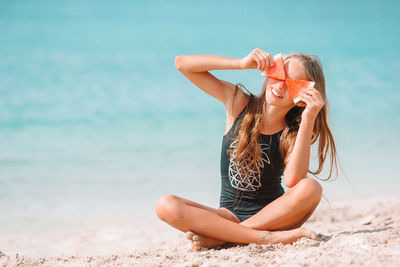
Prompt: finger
<box><xmin>307</xmin><ymin>88</ymin><xmax>321</xmax><ymax>97</ymax></box>
<box><xmin>300</xmin><ymin>94</ymin><xmax>320</xmax><ymax>108</ymax></box>
<box><xmin>299</xmin><ymin>92</ymin><xmax>312</xmax><ymax>103</ymax></box>
<box><xmin>255</xmin><ymin>51</ymin><xmax>265</xmax><ymax>71</ymax></box>
<box><xmin>299</xmin><ymin>92</ymin><xmax>313</xmax><ymax>100</ymax></box>
<box><xmin>260</xmin><ymin>51</ymin><xmax>273</xmax><ymax>68</ymax></box>
<box><xmin>304</xmin><ymin>91</ymin><xmax>316</xmax><ymax>99</ymax></box>
<box><xmin>303</xmin><ymin>87</ymin><xmax>316</xmax><ymax>94</ymax></box>
<box><xmin>266</xmin><ymin>53</ymin><xmax>274</xmax><ymax>67</ymax></box>
<box><xmin>251</xmin><ymin>52</ymin><xmax>262</xmax><ymax>70</ymax></box>
<box><xmin>305</xmin><ymin>90</ymin><xmax>322</xmax><ymax>102</ymax></box>
<box><xmin>254</xmin><ymin>52</ymin><xmax>264</xmax><ymax>70</ymax></box>
<box><xmin>309</xmin><ymin>90</ymin><xmax>318</xmax><ymax>97</ymax></box>
<box><xmin>300</xmin><ymin>90</ymin><xmax>313</xmax><ymax>97</ymax></box>
<box><xmin>261</xmin><ymin>53</ymin><xmax>270</xmax><ymax>71</ymax></box>
<box><xmin>303</xmin><ymin>89</ymin><xmax>318</xmax><ymax>99</ymax></box>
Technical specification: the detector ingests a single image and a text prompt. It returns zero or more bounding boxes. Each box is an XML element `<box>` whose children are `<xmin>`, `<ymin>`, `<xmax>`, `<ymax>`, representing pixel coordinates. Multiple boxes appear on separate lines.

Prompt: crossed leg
<box><xmin>155</xmin><ymin>178</ymin><xmax>322</xmax><ymax>250</ymax></box>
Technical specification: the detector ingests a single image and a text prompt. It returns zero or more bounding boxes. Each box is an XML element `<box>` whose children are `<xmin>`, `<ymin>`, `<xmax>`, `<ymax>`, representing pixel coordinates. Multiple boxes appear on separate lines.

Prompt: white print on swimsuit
<box><xmin>228</xmin><ymin>140</ymin><xmax>270</xmax><ymax>191</ymax></box>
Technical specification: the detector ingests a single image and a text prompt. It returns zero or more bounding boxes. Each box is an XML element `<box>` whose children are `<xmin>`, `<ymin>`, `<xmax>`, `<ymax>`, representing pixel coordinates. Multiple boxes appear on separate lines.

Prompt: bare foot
<box><xmin>185</xmin><ymin>231</ymin><xmax>226</xmax><ymax>251</ymax></box>
<box><xmin>259</xmin><ymin>227</ymin><xmax>317</xmax><ymax>245</ymax></box>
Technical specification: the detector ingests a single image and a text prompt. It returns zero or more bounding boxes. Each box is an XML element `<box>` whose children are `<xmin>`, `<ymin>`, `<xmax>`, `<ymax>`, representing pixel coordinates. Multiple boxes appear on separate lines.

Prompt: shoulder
<box><xmin>225</xmin><ymin>84</ymin><xmax>251</xmax><ymax>121</ymax></box>
<box><xmin>224</xmin><ymin>85</ymin><xmax>251</xmax><ymax>135</ymax></box>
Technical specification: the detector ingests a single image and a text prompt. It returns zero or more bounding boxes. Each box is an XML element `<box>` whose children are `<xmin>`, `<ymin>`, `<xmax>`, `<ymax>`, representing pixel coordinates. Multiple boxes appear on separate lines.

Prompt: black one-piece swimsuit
<box><xmin>219</xmin><ymin>104</ymin><xmax>285</xmax><ymax>222</ymax></box>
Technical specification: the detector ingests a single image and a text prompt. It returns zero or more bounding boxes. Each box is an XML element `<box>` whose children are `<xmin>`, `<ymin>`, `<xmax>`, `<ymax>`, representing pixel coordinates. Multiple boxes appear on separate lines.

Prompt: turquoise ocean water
<box><xmin>1</xmin><ymin>0</ymin><xmax>399</xmax><ymax>234</ymax></box>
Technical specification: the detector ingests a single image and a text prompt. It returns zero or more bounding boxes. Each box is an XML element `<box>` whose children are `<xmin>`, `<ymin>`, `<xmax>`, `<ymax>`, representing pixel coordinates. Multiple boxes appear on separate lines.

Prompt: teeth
<box><xmin>272</xmin><ymin>88</ymin><xmax>283</xmax><ymax>98</ymax></box>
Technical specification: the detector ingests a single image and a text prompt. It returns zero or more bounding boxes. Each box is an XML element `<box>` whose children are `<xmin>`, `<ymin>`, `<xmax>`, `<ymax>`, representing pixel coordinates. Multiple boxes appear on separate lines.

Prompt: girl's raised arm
<box><xmin>175</xmin><ymin>55</ymin><xmax>241</xmax><ymax>107</ymax></box>
<box><xmin>175</xmin><ymin>49</ymin><xmax>274</xmax><ymax>108</ymax></box>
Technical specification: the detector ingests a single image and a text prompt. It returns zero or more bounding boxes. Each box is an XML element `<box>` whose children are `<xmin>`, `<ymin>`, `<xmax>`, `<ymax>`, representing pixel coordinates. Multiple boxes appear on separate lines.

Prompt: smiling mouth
<box><xmin>272</xmin><ymin>88</ymin><xmax>283</xmax><ymax>98</ymax></box>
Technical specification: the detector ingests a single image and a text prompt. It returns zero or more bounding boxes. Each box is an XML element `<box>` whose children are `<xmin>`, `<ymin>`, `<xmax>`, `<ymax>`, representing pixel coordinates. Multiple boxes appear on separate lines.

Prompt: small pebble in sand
<box><xmin>360</xmin><ymin>215</ymin><xmax>374</xmax><ymax>225</ymax></box>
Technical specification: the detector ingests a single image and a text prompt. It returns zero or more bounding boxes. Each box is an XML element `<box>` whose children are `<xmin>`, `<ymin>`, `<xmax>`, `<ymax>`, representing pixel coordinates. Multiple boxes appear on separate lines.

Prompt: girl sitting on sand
<box><xmin>155</xmin><ymin>48</ymin><xmax>338</xmax><ymax>251</ymax></box>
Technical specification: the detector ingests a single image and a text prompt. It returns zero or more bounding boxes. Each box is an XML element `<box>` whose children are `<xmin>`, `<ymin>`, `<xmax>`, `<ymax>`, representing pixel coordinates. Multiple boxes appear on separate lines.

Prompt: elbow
<box><xmin>283</xmin><ymin>176</ymin><xmax>299</xmax><ymax>188</ymax></box>
<box><xmin>283</xmin><ymin>168</ymin><xmax>308</xmax><ymax>188</ymax></box>
<box><xmin>174</xmin><ymin>55</ymin><xmax>186</xmax><ymax>71</ymax></box>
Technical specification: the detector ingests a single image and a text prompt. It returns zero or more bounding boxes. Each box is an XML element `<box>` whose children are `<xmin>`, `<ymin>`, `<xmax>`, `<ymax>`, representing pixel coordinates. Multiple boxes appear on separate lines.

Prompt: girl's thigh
<box><xmin>176</xmin><ymin>195</ymin><xmax>220</xmax><ymax>213</ymax></box>
<box><xmin>174</xmin><ymin>195</ymin><xmax>240</xmax><ymax>223</ymax></box>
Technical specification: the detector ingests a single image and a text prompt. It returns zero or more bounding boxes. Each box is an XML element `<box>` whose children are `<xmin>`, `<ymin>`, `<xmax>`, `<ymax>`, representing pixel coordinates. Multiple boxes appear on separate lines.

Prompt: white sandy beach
<box><xmin>0</xmin><ymin>195</ymin><xmax>399</xmax><ymax>266</ymax></box>
<box><xmin>1</xmin><ymin>0</ymin><xmax>399</xmax><ymax>266</ymax></box>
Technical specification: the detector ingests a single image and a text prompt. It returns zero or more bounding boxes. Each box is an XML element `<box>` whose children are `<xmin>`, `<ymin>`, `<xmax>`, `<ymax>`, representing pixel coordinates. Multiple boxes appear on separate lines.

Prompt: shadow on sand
<box><xmin>317</xmin><ymin>227</ymin><xmax>393</xmax><ymax>242</ymax></box>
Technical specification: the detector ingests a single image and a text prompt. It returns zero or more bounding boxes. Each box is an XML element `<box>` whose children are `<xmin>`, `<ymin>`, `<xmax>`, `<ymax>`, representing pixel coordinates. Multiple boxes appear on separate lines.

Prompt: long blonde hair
<box><xmin>230</xmin><ymin>53</ymin><xmax>338</xmax><ymax>181</ymax></box>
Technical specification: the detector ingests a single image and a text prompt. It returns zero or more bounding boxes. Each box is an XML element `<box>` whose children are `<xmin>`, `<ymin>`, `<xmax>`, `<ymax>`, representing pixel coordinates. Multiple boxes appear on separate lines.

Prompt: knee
<box><xmin>155</xmin><ymin>194</ymin><xmax>182</xmax><ymax>222</ymax></box>
<box><xmin>292</xmin><ymin>178</ymin><xmax>322</xmax><ymax>203</ymax></box>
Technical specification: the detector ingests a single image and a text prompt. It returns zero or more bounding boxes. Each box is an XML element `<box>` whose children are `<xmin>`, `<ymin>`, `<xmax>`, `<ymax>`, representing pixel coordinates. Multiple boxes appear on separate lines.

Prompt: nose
<box><xmin>275</xmin><ymin>80</ymin><xmax>285</xmax><ymax>89</ymax></box>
